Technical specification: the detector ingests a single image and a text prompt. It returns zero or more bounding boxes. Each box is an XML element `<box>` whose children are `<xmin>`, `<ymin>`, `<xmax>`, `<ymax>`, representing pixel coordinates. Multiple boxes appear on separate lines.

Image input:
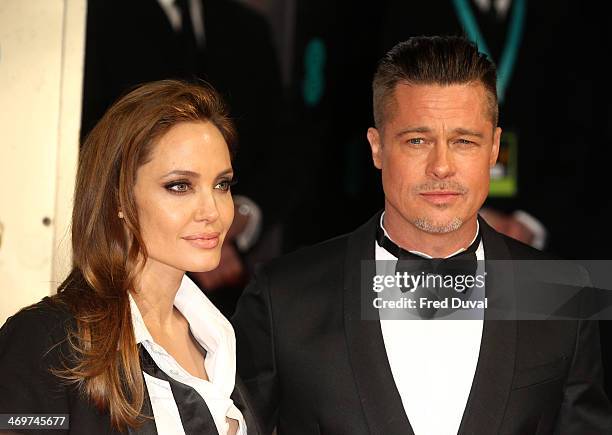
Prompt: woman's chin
<box><xmin>187</xmin><ymin>259</ymin><xmax>221</xmax><ymax>274</ymax></box>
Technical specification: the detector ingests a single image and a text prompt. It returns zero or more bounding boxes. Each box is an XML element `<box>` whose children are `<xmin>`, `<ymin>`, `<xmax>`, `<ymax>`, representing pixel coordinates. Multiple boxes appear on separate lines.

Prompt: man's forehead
<box><xmin>392</xmin><ymin>81</ymin><xmax>488</xmax><ymax>103</ymax></box>
<box><xmin>384</xmin><ymin>82</ymin><xmax>495</xmax><ymax>128</ymax></box>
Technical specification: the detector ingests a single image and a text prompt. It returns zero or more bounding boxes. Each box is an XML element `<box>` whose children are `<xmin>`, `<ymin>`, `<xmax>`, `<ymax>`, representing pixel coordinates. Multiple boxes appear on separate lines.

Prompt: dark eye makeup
<box><xmin>164</xmin><ymin>179</ymin><xmax>192</xmax><ymax>194</ymax></box>
<box><xmin>163</xmin><ymin>177</ymin><xmax>237</xmax><ymax>195</ymax></box>
<box><xmin>215</xmin><ymin>177</ymin><xmax>237</xmax><ymax>192</ymax></box>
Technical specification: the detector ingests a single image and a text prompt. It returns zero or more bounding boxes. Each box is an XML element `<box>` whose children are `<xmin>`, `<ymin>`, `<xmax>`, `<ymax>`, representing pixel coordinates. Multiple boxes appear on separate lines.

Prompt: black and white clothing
<box><xmin>376</xmin><ymin>213</ymin><xmax>484</xmax><ymax>434</ymax></box>
<box><xmin>0</xmin><ymin>277</ymin><xmax>261</xmax><ymax>434</ymax></box>
<box><xmin>232</xmin><ymin>211</ymin><xmax>612</xmax><ymax>434</ymax></box>
<box><xmin>130</xmin><ymin>275</ymin><xmax>246</xmax><ymax>434</ymax></box>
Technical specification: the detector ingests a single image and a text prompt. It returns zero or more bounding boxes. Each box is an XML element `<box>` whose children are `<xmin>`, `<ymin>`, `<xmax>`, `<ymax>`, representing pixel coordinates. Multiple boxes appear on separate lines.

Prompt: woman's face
<box><xmin>133</xmin><ymin>121</ymin><xmax>234</xmax><ymax>275</ymax></box>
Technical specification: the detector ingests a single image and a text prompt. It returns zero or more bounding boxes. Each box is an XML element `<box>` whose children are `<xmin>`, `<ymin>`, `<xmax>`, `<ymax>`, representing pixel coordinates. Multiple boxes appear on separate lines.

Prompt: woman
<box><xmin>0</xmin><ymin>80</ymin><xmax>260</xmax><ymax>434</ymax></box>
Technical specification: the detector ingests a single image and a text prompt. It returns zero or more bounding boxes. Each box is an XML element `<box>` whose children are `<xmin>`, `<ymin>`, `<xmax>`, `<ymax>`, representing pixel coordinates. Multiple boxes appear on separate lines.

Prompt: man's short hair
<box><xmin>372</xmin><ymin>35</ymin><xmax>498</xmax><ymax>129</ymax></box>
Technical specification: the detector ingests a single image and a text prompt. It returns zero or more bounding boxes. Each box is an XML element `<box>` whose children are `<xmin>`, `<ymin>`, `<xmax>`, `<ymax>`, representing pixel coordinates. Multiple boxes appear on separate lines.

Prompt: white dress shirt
<box><xmin>376</xmin><ymin>213</ymin><xmax>484</xmax><ymax>435</ymax></box>
<box><xmin>130</xmin><ymin>275</ymin><xmax>246</xmax><ymax>435</ymax></box>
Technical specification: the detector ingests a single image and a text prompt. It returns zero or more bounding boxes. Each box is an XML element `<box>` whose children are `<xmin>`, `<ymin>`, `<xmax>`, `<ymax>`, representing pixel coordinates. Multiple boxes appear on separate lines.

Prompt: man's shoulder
<box><xmin>498</xmin><ymin>233</ymin><xmax>560</xmax><ymax>260</ymax></box>
<box><xmin>263</xmin><ymin>211</ymin><xmax>380</xmax><ymax>279</ymax></box>
<box><xmin>492</xmin><ymin>230</ymin><xmax>590</xmax><ymax>287</ymax></box>
<box><xmin>262</xmin><ymin>232</ymin><xmax>350</xmax><ymax>278</ymax></box>
<box><xmin>480</xmin><ymin>216</ymin><xmax>560</xmax><ymax>260</ymax></box>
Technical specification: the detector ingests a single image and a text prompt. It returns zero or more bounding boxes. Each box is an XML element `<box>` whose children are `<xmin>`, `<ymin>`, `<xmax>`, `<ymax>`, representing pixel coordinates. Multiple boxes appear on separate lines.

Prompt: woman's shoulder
<box><xmin>0</xmin><ymin>297</ymin><xmax>75</xmax><ymax>415</ymax></box>
<box><xmin>1</xmin><ymin>297</ymin><xmax>73</xmax><ymax>340</ymax></box>
<box><xmin>0</xmin><ymin>297</ymin><xmax>75</xmax><ymax>365</ymax></box>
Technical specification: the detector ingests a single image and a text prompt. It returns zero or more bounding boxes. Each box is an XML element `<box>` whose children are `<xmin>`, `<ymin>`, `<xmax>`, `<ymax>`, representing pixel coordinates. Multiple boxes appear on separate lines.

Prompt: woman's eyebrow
<box><xmin>161</xmin><ymin>170</ymin><xmax>200</xmax><ymax>178</ymax></box>
<box><xmin>216</xmin><ymin>168</ymin><xmax>234</xmax><ymax>178</ymax></box>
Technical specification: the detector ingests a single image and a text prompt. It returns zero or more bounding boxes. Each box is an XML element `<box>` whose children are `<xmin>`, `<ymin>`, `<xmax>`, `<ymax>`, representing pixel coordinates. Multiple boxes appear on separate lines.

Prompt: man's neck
<box><xmin>382</xmin><ymin>209</ymin><xmax>479</xmax><ymax>258</ymax></box>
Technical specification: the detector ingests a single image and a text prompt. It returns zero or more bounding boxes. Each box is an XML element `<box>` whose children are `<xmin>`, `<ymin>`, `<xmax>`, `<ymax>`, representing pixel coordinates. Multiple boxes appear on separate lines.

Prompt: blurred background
<box><xmin>1</xmin><ymin>0</ymin><xmax>611</xmax><ymax>395</ymax></box>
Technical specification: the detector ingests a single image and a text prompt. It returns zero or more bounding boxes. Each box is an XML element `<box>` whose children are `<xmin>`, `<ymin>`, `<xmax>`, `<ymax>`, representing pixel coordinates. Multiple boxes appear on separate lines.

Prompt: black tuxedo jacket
<box><xmin>0</xmin><ymin>298</ymin><xmax>262</xmax><ymax>435</ymax></box>
<box><xmin>232</xmin><ymin>212</ymin><xmax>612</xmax><ymax>434</ymax></box>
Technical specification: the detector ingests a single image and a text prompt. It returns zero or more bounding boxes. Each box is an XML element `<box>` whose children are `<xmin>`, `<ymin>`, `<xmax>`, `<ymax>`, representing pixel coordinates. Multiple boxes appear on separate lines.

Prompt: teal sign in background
<box><xmin>302</xmin><ymin>38</ymin><xmax>326</xmax><ymax>107</ymax></box>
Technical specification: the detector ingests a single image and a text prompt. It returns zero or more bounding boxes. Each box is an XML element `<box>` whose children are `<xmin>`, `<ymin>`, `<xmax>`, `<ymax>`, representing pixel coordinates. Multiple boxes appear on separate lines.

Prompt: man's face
<box><xmin>367</xmin><ymin>83</ymin><xmax>501</xmax><ymax>234</ymax></box>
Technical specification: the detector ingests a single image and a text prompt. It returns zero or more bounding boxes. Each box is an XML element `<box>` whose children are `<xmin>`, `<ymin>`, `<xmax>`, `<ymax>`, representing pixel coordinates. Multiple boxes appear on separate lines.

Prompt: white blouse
<box><xmin>130</xmin><ymin>275</ymin><xmax>246</xmax><ymax>435</ymax></box>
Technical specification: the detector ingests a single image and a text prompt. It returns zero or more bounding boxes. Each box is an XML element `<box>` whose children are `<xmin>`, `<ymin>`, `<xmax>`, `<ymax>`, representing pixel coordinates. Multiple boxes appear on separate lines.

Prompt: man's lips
<box><xmin>419</xmin><ymin>191</ymin><xmax>463</xmax><ymax>205</ymax></box>
<box><xmin>182</xmin><ymin>232</ymin><xmax>220</xmax><ymax>249</ymax></box>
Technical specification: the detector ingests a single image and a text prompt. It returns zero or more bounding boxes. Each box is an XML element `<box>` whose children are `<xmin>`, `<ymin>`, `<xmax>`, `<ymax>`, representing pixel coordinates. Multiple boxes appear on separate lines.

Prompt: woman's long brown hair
<box><xmin>51</xmin><ymin>80</ymin><xmax>236</xmax><ymax>431</ymax></box>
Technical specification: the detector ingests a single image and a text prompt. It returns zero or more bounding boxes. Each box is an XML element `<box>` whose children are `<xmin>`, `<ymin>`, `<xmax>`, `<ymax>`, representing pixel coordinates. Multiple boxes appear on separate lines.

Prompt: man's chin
<box><xmin>411</xmin><ymin>216</ymin><xmax>463</xmax><ymax>234</ymax></box>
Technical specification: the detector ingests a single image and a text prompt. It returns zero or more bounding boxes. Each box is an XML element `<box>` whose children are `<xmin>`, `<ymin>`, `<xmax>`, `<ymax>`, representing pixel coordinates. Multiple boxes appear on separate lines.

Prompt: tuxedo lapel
<box><xmin>231</xmin><ymin>376</ymin><xmax>263</xmax><ymax>435</ymax></box>
<box><xmin>458</xmin><ymin>217</ymin><xmax>518</xmax><ymax>434</ymax></box>
<box><xmin>343</xmin><ymin>212</ymin><xmax>415</xmax><ymax>435</ymax></box>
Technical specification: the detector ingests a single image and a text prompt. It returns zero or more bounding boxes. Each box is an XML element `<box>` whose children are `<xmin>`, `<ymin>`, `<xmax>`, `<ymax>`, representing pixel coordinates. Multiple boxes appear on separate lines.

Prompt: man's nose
<box><xmin>425</xmin><ymin>143</ymin><xmax>455</xmax><ymax>179</ymax></box>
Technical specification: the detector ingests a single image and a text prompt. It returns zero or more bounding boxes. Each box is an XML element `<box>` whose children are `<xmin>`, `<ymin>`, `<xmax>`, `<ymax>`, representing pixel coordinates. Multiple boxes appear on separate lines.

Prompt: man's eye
<box><xmin>408</xmin><ymin>138</ymin><xmax>425</xmax><ymax>145</ymax></box>
<box><xmin>456</xmin><ymin>139</ymin><xmax>475</xmax><ymax>145</ymax></box>
<box><xmin>165</xmin><ymin>182</ymin><xmax>191</xmax><ymax>193</ymax></box>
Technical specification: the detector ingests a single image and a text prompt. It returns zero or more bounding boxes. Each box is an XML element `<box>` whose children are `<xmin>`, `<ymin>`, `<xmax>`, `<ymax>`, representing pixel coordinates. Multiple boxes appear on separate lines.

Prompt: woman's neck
<box><xmin>130</xmin><ymin>258</ymin><xmax>185</xmax><ymax>331</ymax></box>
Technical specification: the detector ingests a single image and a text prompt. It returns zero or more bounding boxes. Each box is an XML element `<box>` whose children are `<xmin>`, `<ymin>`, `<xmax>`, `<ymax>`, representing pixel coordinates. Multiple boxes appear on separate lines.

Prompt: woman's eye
<box><xmin>165</xmin><ymin>182</ymin><xmax>191</xmax><ymax>193</ymax></box>
<box><xmin>215</xmin><ymin>179</ymin><xmax>232</xmax><ymax>191</ymax></box>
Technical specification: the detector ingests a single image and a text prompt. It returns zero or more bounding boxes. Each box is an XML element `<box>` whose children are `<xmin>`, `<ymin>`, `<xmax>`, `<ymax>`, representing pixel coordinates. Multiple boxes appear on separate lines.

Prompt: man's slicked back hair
<box><xmin>372</xmin><ymin>35</ymin><xmax>498</xmax><ymax>128</ymax></box>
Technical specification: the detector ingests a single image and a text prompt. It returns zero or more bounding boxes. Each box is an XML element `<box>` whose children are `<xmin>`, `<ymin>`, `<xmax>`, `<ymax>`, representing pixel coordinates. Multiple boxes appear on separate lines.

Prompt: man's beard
<box><xmin>412</xmin><ymin>216</ymin><xmax>463</xmax><ymax>234</ymax></box>
<box><xmin>410</xmin><ymin>180</ymin><xmax>468</xmax><ymax>233</ymax></box>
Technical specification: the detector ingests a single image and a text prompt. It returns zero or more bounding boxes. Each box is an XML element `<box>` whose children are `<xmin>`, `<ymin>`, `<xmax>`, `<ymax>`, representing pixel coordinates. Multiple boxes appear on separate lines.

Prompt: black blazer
<box><xmin>232</xmin><ymin>212</ymin><xmax>612</xmax><ymax>434</ymax></box>
<box><xmin>0</xmin><ymin>298</ymin><xmax>262</xmax><ymax>435</ymax></box>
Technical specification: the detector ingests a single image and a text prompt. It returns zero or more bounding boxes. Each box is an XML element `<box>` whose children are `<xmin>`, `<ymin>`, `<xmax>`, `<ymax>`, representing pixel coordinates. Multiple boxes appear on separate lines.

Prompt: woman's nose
<box><xmin>194</xmin><ymin>192</ymin><xmax>220</xmax><ymax>222</ymax></box>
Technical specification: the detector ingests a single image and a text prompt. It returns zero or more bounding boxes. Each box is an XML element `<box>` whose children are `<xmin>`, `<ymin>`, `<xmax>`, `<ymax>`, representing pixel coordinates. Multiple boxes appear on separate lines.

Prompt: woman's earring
<box><xmin>118</xmin><ymin>211</ymin><xmax>124</xmax><ymax>219</ymax></box>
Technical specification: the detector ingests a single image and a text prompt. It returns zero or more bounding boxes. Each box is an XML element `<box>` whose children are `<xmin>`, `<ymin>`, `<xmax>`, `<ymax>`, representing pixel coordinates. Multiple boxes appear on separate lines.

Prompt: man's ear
<box><xmin>367</xmin><ymin>127</ymin><xmax>383</xmax><ymax>169</ymax></box>
<box><xmin>490</xmin><ymin>126</ymin><xmax>502</xmax><ymax>167</ymax></box>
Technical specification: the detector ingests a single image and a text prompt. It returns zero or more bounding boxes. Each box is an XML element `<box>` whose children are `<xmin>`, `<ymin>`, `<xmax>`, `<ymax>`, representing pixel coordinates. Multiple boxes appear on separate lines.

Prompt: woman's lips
<box><xmin>182</xmin><ymin>233</ymin><xmax>220</xmax><ymax>249</ymax></box>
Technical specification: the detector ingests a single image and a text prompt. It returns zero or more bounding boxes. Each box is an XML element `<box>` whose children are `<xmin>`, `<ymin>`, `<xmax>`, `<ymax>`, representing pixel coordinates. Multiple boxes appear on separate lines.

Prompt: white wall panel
<box><xmin>0</xmin><ymin>0</ymin><xmax>85</xmax><ymax>323</ymax></box>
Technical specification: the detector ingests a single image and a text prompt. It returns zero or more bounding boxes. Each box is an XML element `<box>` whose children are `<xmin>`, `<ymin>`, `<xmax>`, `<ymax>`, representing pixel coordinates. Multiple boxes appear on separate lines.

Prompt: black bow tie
<box><xmin>376</xmin><ymin>225</ymin><xmax>482</xmax><ymax>318</ymax></box>
<box><xmin>376</xmin><ymin>224</ymin><xmax>481</xmax><ymax>266</ymax></box>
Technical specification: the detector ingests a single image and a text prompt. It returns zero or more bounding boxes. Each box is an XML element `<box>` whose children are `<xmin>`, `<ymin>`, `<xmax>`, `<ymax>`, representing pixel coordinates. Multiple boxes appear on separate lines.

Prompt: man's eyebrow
<box><xmin>395</xmin><ymin>127</ymin><xmax>485</xmax><ymax>139</ymax></box>
<box><xmin>452</xmin><ymin>128</ymin><xmax>484</xmax><ymax>138</ymax></box>
<box><xmin>395</xmin><ymin>127</ymin><xmax>433</xmax><ymax>138</ymax></box>
<box><xmin>161</xmin><ymin>170</ymin><xmax>200</xmax><ymax>178</ymax></box>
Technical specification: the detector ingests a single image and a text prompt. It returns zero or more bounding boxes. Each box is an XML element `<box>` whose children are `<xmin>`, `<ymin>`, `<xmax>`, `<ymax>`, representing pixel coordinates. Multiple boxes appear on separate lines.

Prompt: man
<box><xmin>232</xmin><ymin>36</ymin><xmax>612</xmax><ymax>434</ymax></box>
